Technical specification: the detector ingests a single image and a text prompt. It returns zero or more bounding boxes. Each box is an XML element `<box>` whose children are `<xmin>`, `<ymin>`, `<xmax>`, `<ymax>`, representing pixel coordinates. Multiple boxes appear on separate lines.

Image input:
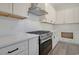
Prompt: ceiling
<box><xmin>51</xmin><ymin>3</ymin><xmax>79</xmax><ymax>9</ymax></box>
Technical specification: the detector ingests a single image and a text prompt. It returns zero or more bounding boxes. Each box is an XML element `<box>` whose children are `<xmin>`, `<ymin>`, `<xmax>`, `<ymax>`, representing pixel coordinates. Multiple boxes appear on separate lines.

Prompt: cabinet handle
<box><xmin>8</xmin><ymin>48</ymin><xmax>18</xmax><ymax>54</ymax></box>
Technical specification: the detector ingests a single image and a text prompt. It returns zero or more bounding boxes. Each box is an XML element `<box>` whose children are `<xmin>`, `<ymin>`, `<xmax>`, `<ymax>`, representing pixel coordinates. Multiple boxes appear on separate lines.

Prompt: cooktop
<box><xmin>27</xmin><ymin>30</ymin><xmax>50</xmax><ymax>35</ymax></box>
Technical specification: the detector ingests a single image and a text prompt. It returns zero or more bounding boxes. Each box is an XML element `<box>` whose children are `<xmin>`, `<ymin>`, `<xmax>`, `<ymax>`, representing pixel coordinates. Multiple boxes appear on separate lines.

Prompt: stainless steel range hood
<box><xmin>28</xmin><ymin>3</ymin><xmax>48</xmax><ymax>16</ymax></box>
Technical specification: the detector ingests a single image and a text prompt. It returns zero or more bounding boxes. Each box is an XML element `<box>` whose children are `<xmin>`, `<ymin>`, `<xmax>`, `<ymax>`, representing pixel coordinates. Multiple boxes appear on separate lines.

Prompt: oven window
<box><xmin>40</xmin><ymin>39</ymin><xmax>52</xmax><ymax>55</ymax></box>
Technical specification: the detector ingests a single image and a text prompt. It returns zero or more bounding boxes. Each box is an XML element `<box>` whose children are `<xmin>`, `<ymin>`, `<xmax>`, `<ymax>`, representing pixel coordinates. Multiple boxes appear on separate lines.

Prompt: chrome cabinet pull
<box><xmin>8</xmin><ymin>48</ymin><xmax>18</xmax><ymax>53</ymax></box>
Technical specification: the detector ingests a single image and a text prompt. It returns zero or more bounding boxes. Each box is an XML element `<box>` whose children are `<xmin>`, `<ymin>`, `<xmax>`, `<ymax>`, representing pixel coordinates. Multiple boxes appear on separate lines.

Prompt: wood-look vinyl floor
<box><xmin>49</xmin><ymin>41</ymin><xmax>79</xmax><ymax>55</ymax></box>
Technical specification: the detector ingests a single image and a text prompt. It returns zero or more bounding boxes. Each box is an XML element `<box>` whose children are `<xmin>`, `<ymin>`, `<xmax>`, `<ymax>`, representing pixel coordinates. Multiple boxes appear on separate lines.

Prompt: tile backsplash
<box><xmin>0</xmin><ymin>14</ymin><xmax>54</xmax><ymax>37</ymax></box>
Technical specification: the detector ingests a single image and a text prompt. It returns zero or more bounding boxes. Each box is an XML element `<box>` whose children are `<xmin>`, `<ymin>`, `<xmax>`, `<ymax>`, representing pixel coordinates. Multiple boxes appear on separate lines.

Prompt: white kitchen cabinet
<box><xmin>56</xmin><ymin>6</ymin><xmax>79</xmax><ymax>24</ymax></box>
<box><xmin>24</xmin><ymin>41</ymin><xmax>28</xmax><ymax>55</ymax></box>
<box><xmin>56</xmin><ymin>8</ymin><xmax>74</xmax><ymax>24</ymax></box>
<box><xmin>29</xmin><ymin>37</ymin><xmax>39</xmax><ymax>55</ymax></box>
<box><xmin>40</xmin><ymin>4</ymin><xmax>56</xmax><ymax>24</ymax></box>
<box><xmin>64</xmin><ymin>8</ymin><xmax>74</xmax><ymax>23</ymax></box>
<box><xmin>52</xmin><ymin>32</ymin><xmax>60</xmax><ymax>49</ymax></box>
<box><xmin>0</xmin><ymin>3</ymin><xmax>12</xmax><ymax>13</ymax></box>
<box><xmin>45</xmin><ymin>4</ymin><xmax>56</xmax><ymax>24</ymax></box>
<box><xmin>55</xmin><ymin>10</ymin><xmax>65</xmax><ymax>24</ymax></box>
<box><xmin>0</xmin><ymin>41</ymin><xmax>28</xmax><ymax>55</ymax></box>
<box><xmin>17</xmin><ymin>50</ymin><xmax>27</xmax><ymax>55</ymax></box>
<box><xmin>13</xmin><ymin>3</ymin><xmax>30</xmax><ymax>17</ymax></box>
<box><xmin>73</xmin><ymin>7</ymin><xmax>79</xmax><ymax>23</ymax></box>
<box><xmin>37</xmin><ymin>3</ymin><xmax>45</xmax><ymax>10</ymax></box>
<box><xmin>65</xmin><ymin>7</ymin><xmax>79</xmax><ymax>23</ymax></box>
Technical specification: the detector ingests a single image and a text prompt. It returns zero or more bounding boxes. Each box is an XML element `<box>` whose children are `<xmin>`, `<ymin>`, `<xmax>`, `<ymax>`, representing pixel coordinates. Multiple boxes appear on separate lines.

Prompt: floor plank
<box><xmin>49</xmin><ymin>41</ymin><xmax>79</xmax><ymax>55</ymax></box>
<box><xmin>67</xmin><ymin>44</ymin><xmax>79</xmax><ymax>55</ymax></box>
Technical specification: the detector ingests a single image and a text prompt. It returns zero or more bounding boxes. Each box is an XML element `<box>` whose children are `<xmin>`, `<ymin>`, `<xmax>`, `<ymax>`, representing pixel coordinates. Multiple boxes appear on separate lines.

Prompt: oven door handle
<box><xmin>40</xmin><ymin>37</ymin><xmax>52</xmax><ymax>44</ymax></box>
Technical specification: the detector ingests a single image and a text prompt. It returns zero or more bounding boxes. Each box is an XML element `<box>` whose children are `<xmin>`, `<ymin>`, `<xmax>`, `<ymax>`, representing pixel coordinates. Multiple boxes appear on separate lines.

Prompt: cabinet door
<box><xmin>56</xmin><ymin>10</ymin><xmax>65</xmax><ymax>24</ymax></box>
<box><xmin>0</xmin><ymin>3</ymin><xmax>12</xmax><ymax>13</ymax></box>
<box><xmin>25</xmin><ymin>41</ymin><xmax>28</xmax><ymax>55</ymax></box>
<box><xmin>17</xmin><ymin>50</ymin><xmax>27</xmax><ymax>55</ymax></box>
<box><xmin>64</xmin><ymin>8</ymin><xmax>74</xmax><ymax>23</ymax></box>
<box><xmin>0</xmin><ymin>41</ymin><xmax>28</xmax><ymax>55</ymax></box>
<box><xmin>29</xmin><ymin>37</ymin><xmax>39</xmax><ymax>55</ymax></box>
<box><xmin>74</xmin><ymin>7</ymin><xmax>79</xmax><ymax>23</ymax></box>
<box><xmin>44</xmin><ymin>4</ymin><xmax>56</xmax><ymax>24</ymax></box>
<box><xmin>17</xmin><ymin>41</ymin><xmax>28</xmax><ymax>55</ymax></box>
<box><xmin>13</xmin><ymin>3</ymin><xmax>30</xmax><ymax>17</ymax></box>
<box><xmin>37</xmin><ymin>3</ymin><xmax>45</xmax><ymax>10</ymax></box>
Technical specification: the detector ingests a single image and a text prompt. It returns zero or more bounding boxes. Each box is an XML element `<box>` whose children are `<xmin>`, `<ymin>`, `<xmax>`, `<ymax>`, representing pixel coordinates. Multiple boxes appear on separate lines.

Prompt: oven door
<box><xmin>39</xmin><ymin>39</ymin><xmax>52</xmax><ymax>55</ymax></box>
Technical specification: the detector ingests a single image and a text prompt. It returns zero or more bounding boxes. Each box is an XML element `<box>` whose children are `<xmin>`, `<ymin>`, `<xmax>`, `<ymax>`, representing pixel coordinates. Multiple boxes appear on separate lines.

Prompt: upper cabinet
<box><xmin>47</xmin><ymin>4</ymin><xmax>56</xmax><ymax>24</ymax></box>
<box><xmin>73</xmin><ymin>7</ymin><xmax>79</xmax><ymax>23</ymax></box>
<box><xmin>37</xmin><ymin>3</ymin><xmax>45</xmax><ymax>10</ymax></box>
<box><xmin>55</xmin><ymin>10</ymin><xmax>65</xmax><ymax>24</ymax></box>
<box><xmin>0</xmin><ymin>3</ymin><xmax>31</xmax><ymax>19</ymax></box>
<box><xmin>55</xmin><ymin>4</ymin><xmax>79</xmax><ymax>24</ymax></box>
<box><xmin>64</xmin><ymin>8</ymin><xmax>75</xmax><ymax>23</ymax></box>
<box><xmin>0</xmin><ymin>3</ymin><xmax>12</xmax><ymax>13</ymax></box>
<box><xmin>40</xmin><ymin>4</ymin><xmax>56</xmax><ymax>24</ymax></box>
<box><xmin>13</xmin><ymin>3</ymin><xmax>30</xmax><ymax>17</ymax></box>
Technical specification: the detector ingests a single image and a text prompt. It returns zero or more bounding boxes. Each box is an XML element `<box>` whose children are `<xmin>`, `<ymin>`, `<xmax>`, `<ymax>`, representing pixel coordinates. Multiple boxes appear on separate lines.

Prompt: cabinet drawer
<box><xmin>17</xmin><ymin>50</ymin><xmax>27</xmax><ymax>55</ymax></box>
<box><xmin>0</xmin><ymin>41</ymin><xmax>28</xmax><ymax>55</ymax></box>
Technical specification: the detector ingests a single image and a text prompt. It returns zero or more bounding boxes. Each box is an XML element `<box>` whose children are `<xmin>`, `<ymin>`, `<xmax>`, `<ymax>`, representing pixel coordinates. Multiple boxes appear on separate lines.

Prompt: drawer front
<box><xmin>17</xmin><ymin>51</ymin><xmax>26</xmax><ymax>55</ymax></box>
<box><xmin>0</xmin><ymin>41</ymin><xmax>28</xmax><ymax>55</ymax></box>
<box><xmin>17</xmin><ymin>50</ymin><xmax>28</xmax><ymax>55</ymax></box>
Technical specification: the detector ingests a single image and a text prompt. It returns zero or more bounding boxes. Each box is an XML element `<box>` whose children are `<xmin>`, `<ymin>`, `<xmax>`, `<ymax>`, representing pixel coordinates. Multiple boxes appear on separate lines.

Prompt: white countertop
<box><xmin>0</xmin><ymin>33</ymin><xmax>39</xmax><ymax>49</ymax></box>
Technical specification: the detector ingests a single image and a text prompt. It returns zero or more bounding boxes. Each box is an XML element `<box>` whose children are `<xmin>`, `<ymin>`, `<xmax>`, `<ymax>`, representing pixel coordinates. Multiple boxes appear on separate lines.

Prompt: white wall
<box><xmin>0</xmin><ymin>16</ymin><xmax>18</xmax><ymax>37</ymax></box>
<box><xmin>53</xmin><ymin>23</ymin><xmax>79</xmax><ymax>45</ymax></box>
<box><xmin>52</xmin><ymin>4</ymin><xmax>79</xmax><ymax>47</ymax></box>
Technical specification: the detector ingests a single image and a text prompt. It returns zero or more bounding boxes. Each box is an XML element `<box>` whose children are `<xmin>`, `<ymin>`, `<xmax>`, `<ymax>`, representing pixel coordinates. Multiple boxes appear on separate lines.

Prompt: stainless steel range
<box><xmin>27</xmin><ymin>30</ymin><xmax>52</xmax><ymax>55</ymax></box>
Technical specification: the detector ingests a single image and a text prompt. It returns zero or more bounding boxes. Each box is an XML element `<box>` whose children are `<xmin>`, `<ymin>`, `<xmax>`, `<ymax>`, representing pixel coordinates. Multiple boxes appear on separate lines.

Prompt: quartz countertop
<box><xmin>0</xmin><ymin>33</ymin><xmax>39</xmax><ymax>49</ymax></box>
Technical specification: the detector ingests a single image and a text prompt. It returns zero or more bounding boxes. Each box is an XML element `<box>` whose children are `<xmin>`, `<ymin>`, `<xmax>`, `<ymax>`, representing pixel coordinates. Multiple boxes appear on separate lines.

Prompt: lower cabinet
<box><xmin>17</xmin><ymin>50</ymin><xmax>27</xmax><ymax>55</ymax></box>
<box><xmin>0</xmin><ymin>37</ymin><xmax>39</xmax><ymax>55</ymax></box>
<box><xmin>0</xmin><ymin>41</ymin><xmax>28</xmax><ymax>55</ymax></box>
<box><xmin>29</xmin><ymin>37</ymin><xmax>39</xmax><ymax>55</ymax></box>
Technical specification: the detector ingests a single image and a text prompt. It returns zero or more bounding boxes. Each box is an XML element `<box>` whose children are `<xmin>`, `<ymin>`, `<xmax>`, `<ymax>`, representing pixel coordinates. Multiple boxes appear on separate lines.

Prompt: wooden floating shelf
<box><xmin>0</xmin><ymin>11</ymin><xmax>27</xmax><ymax>19</ymax></box>
<box><xmin>41</xmin><ymin>21</ymin><xmax>79</xmax><ymax>25</ymax></box>
<box><xmin>41</xmin><ymin>21</ymin><xmax>55</xmax><ymax>25</ymax></box>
